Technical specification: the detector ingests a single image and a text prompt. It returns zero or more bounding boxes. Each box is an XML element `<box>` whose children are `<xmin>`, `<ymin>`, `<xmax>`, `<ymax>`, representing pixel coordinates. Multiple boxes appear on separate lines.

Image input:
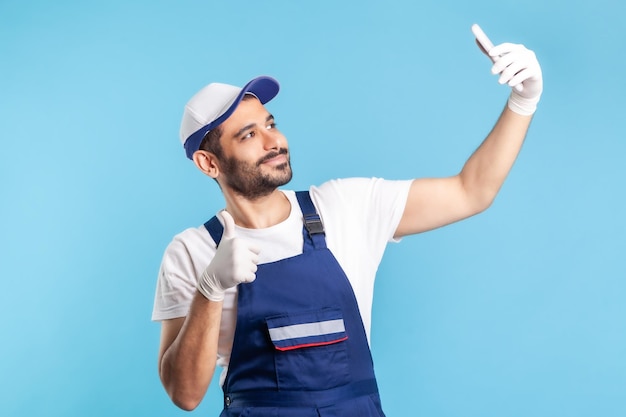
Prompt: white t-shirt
<box><xmin>152</xmin><ymin>177</ymin><xmax>412</xmax><ymax>385</ymax></box>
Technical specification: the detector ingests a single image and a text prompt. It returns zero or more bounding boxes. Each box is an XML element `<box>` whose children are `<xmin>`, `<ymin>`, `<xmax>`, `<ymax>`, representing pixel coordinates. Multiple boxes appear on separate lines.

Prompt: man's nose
<box><xmin>262</xmin><ymin>130</ymin><xmax>282</xmax><ymax>150</ymax></box>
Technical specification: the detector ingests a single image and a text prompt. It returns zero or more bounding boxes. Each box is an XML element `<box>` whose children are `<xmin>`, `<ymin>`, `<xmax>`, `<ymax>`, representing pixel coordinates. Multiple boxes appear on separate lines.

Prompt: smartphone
<box><xmin>472</xmin><ymin>24</ymin><xmax>495</xmax><ymax>59</ymax></box>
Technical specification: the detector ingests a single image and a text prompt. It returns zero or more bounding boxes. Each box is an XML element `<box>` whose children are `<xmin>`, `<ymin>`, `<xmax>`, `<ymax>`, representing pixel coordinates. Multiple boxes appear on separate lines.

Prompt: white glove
<box><xmin>489</xmin><ymin>42</ymin><xmax>543</xmax><ymax>116</ymax></box>
<box><xmin>197</xmin><ymin>210</ymin><xmax>260</xmax><ymax>301</ymax></box>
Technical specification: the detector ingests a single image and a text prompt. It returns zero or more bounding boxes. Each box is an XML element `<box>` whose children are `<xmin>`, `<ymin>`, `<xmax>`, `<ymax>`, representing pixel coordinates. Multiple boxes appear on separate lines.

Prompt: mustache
<box><xmin>256</xmin><ymin>148</ymin><xmax>289</xmax><ymax>166</ymax></box>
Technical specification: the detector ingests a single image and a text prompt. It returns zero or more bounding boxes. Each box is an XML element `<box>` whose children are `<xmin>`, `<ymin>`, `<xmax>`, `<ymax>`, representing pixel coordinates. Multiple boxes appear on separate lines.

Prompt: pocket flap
<box><xmin>265</xmin><ymin>308</ymin><xmax>348</xmax><ymax>351</ymax></box>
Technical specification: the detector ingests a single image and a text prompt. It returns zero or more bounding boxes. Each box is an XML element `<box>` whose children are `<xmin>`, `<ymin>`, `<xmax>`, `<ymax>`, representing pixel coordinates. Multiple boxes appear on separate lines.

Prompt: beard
<box><xmin>220</xmin><ymin>148</ymin><xmax>293</xmax><ymax>200</ymax></box>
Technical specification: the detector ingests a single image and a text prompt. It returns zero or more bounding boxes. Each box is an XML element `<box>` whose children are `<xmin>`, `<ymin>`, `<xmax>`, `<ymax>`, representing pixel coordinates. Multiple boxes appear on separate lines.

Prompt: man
<box><xmin>152</xmin><ymin>25</ymin><xmax>542</xmax><ymax>416</ymax></box>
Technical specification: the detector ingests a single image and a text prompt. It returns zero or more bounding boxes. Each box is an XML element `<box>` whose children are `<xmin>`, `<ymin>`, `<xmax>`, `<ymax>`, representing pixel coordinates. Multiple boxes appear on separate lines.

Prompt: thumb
<box><xmin>218</xmin><ymin>210</ymin><xmax>236</xmax><ymax>239</ymax></box>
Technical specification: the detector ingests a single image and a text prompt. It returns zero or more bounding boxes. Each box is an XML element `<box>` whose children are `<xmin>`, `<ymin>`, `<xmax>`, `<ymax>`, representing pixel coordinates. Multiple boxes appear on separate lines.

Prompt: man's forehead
<box><xmin>221</xmin><ymin>98</ymin><xmax>271</xmax><ymax>132</ymax></box>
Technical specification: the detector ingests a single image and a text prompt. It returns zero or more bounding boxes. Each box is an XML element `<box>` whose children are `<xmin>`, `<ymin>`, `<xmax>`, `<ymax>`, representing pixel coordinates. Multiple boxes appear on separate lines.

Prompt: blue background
<box><xmin>1</xmin><ymin>0</ymin><xmax>624</xmax><ymax>416</ymax></box>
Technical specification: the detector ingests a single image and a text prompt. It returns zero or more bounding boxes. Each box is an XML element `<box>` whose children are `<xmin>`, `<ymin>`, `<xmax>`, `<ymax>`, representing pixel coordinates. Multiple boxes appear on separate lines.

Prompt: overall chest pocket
<box><xmin>265</xmin><ymin>308</ymin><xmax>350</xmax><ymax>390</ymax></box>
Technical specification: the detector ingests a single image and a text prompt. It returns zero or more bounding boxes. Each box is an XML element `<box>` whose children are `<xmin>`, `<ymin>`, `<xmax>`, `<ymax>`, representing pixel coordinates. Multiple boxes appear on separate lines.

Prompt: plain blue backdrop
<box><xmin>1</xmin><ymin>0</ymin><xmax>625</xmax><ymax>416</ymax></box>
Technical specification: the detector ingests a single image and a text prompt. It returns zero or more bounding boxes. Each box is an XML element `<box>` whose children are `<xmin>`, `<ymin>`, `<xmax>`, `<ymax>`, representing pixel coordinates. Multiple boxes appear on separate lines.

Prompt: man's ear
<box><xmin>192</xmin><ymin>150</ymin><xmax>220</xmax><ymax>179</ymax></box>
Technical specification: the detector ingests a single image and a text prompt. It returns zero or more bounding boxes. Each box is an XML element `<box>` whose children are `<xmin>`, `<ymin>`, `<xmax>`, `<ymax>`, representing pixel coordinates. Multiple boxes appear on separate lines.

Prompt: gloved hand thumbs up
<box><xmin>197</xmin><ymin>210</ymin><xmax>261</xmax><ymax>301</ymax></box>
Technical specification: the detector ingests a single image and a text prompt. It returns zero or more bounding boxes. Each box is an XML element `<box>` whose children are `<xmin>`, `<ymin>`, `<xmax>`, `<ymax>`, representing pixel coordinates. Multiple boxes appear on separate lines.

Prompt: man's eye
<box><xmin>243</xmin><ymin>131</ymin><xmax>255</xmax><ymax>139</ymax></box>
<box><xmin>266</xmin><ymin>122</ymin><xmax>276</xmax><ymax>130</ymax></box>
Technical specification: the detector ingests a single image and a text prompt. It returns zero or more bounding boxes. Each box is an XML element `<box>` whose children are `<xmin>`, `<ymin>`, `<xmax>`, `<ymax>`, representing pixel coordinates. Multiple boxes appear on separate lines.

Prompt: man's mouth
<box><xmin>258</xmin><ymin>149</ymin><xmax>289</xmax><ymax>166</ymax></box>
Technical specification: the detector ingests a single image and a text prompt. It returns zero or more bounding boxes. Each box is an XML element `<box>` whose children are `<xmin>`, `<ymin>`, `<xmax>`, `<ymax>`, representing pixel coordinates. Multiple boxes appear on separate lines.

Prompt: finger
<box><xmin>241</xmin><ymin>271</ymin><xmax>257</xmax><ymax>284</ymax></box>
<box><xmin>498</xmin><ymin>60</ymin><xmax>526</xmax><ymax>85</ymax></box>
<box><xmin>248</xmin><ymin>243</ymin><xmax>261</xmax><ymax>256</ymax></box>
<box><xmin>489</xmin><ymin>44</ymin><xmax>527</xmax><ymax>92</ymax></box>
<box><xmin>491</xmin><ymin>52</ymin><xmax>516</xmax><ymax>75</ymax></box>
<box><xmin>507</xmin><ymin>67</ymin><xmax>534</xmax><ymax>88</ymax></box>
<box><xmin>248</xmin><ymin>247</ymin><xmax>260</xmax><ymax>267</ymax></box>
<box><xmin>240</xmin><ymin>264</ymin><xmax>258</xmax><ymax>283</ymax></box>
<box><xmin>489</xmin><ymin>42</ymin><xmax>518</xmax><ymax>58</ymax></box>
<box><xmin>218</xmin><ymin>210</ymin><xmax>236</xmax><ymax>239</ymax></box>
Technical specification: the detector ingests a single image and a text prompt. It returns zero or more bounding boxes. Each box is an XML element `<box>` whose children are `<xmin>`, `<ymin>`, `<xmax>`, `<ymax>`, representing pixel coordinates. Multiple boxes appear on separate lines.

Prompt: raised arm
<box><xmin>395</xmin><ymin>25</ymin><xmax>543</xmax><ymax>238</ymax></box>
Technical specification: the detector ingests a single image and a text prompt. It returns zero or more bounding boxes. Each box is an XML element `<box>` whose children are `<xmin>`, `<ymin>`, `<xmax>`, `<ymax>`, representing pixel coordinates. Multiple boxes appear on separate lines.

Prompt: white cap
<box><xmin>180</xmin><ymin>76</ymin><xmax>280</xmax><ymax>159</ymax></box>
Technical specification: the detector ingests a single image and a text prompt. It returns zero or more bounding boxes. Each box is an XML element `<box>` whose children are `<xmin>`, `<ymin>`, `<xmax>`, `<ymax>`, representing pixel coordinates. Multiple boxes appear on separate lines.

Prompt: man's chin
<box><xmin>266</xmin><ymin>163</ymin><xmax>292</xmax><ymax>184</ymax></box>
<box><xmin>274</xmin><ymin>170</ymin><xmax>293</xmax><ymax>187</ymax></box>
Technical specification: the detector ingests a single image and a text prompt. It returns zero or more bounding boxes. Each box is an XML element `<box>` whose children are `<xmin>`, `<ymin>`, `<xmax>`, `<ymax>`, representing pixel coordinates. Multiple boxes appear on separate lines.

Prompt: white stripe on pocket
<box><xmin>268</xmin><ymin>319</ymin><xmax>345</xmax><ymax>342</ymax></box>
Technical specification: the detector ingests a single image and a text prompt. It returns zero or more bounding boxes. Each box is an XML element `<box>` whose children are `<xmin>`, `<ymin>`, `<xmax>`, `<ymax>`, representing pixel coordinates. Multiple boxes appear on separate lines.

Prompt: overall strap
<box><xmin>295</xmin><ymin>190</ymin><xmax>327</xmax><ymax>250</ymax></box>
<box><xmin>202</xmin><ymin>191</ymin><xmax>327</xmax><ymax>249</ymax></box>
<box><xmin>204</xmin><ymin>216</ymin><xmax>224</xmax><ymax>245</ymax></box>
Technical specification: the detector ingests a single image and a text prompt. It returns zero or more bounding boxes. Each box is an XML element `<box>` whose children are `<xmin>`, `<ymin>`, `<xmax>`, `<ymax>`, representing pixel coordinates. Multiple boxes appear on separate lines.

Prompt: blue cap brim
<box><xmin>184</xmin><ymin>76</ymin><xmax>280</xmax><ymax>159</ymax></box>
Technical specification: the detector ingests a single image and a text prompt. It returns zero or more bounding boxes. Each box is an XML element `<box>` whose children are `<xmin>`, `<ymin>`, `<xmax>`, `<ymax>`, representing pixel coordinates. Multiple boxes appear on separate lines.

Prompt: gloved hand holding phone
<box><xmin>472</xmin><ymin>24</ymin><xmax>543</xmax><ymax>116</ymax></box>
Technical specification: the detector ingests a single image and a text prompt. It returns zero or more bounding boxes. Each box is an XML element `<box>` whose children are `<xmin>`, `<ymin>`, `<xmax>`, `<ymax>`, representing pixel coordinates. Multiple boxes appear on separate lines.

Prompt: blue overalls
<box><xmin>204</xmin><ymin>191</ymin><xmax>386</xmax><ymax>417</ymax></box>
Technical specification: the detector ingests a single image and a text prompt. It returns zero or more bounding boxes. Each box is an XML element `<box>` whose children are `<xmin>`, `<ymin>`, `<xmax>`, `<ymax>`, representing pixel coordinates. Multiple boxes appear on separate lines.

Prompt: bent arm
<box><xmin>395</xmin><ymin>106</ymin><xmax>532</xmax><ymax>238</ymax></box>
<box><xmin>158</xmin><ymin>211</ymin><xmax>260</xmax><ymax>410</ymax></box>
<box><xmin>395</xmin><ymin>28</ymin><xmax>542</xmax><ymax>238</ymax></box>
<box><xmin>158</xmin><ymin>292</ymin><xmax>223</xmax><ymax>411</ymax></box>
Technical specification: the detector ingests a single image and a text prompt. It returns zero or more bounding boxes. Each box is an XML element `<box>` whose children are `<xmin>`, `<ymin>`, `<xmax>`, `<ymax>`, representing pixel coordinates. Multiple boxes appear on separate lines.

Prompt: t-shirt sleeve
<box><xmin>151</xmin><ymin>228</ymin><xmax>215</xmax><ymax>321</ymax></box>
<box><xmin>311</xmin><ymin>177</ymin><xmax>412</xmax><ymax>243</ymax></box>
